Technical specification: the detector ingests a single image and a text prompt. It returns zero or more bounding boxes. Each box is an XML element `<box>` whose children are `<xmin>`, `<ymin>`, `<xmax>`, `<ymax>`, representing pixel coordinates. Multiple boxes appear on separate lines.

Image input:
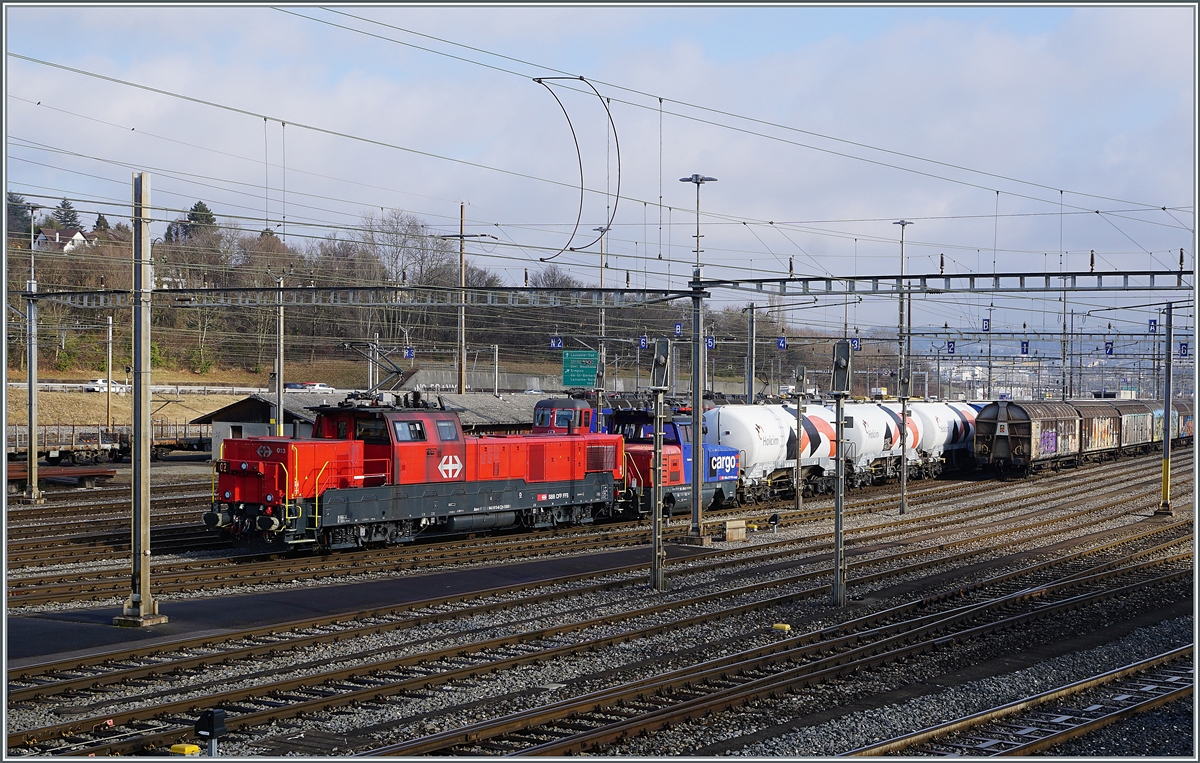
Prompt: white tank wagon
<box><xmin>703</xmin><ymin>404</ymin><xmax>839</xmax><ymax>502</ymax></box>
<box><xmin>877</xmin><ymin>401</ymin><xmax>980</xmax><ymax>477</ymax></box>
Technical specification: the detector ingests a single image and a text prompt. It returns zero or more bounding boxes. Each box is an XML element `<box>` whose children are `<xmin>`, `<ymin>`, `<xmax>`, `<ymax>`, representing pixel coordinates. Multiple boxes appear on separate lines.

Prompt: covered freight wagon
<box><xmin>975</xmin><ymin>401</ymin><xmax>1080</xmax><ymax>472</ymax></box>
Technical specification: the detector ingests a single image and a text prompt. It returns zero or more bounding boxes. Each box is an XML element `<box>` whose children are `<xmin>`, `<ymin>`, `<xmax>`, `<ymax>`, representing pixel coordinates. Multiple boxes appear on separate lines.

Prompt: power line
<box><xmin>303</xmin><ymin>7</ymin><xmax>1182</xmax><ymax>212</ymax></box>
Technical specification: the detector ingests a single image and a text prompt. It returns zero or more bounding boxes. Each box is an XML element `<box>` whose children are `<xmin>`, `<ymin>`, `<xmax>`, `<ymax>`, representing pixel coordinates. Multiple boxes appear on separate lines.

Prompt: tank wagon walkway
<box><xmin>8</xmin><ymin>544</ymin><xmax>710</xmax><ymax>667</ymax></box>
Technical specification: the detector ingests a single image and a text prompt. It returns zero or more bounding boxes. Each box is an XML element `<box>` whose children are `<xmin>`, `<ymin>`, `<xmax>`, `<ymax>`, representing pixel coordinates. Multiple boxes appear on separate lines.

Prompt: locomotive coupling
<box><xmin>203</xmin><ymin>510</ymin><xmax>232</xmax><ymax>528</ymax></box>
<box><xmin>256</xmin><ymin>515</ymin><xmax>283</xmax><ymax>532</ymax></box>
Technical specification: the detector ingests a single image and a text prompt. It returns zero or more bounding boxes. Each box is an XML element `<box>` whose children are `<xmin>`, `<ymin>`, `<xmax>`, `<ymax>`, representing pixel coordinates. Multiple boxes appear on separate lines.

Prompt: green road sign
<box><xmin>562</xmin><ymin>350</ymin><xmax>599</xmax><ymax>387</ymax></box>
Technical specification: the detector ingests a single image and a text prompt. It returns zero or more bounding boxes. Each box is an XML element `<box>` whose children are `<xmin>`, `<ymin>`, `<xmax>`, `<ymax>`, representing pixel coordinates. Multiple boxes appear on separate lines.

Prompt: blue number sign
<box><xmin>1104</xmin><ymin>341</ymin><xmax>1113</xmax><ymax>356</ymax></box>
<box><xmin>1181</xmin><ymin>342</ymin><xmax>1189</xmax><ymax>358</ymax></box>
<box><xmin>777</xmin><ymin>336</ymin><xmax>787</xmax><ymax>350</ymax></box>
<box><xmin>403</xmin><ymin>347</ymin><xmax>415</xmax><ymax>359</ymax></box>
<box><xmin>982</xmin><ymin>318</ymin><xmax>991</xmax><ymax>332</ymax></box>
<box><xmin>550</xmin><ymin>336</ymin><xmax>563</xmax><ymax>349</ymax></box>
<box><xmin>638</xmin><ymin>335</ymin><xmax>648</xmax><ymax>350</ymax></box>
<box><xmin>673</xmin><ymin>322</ymin><xmax>683</xmax><ymax>337</ymax></box>
<box><xmin>705</xmin><ymin>336</ymin><xmax>715</xmax><ymax>350</ymax></box>
<box><xmin>1020</xmin><ymin>340</ymin><xmax>1029</xmax><ymax>355</ymax></box>
<box><xmin>850</xmin><ymin>337</ymin><xmax>861</xmax><ymax>351</ymax></box>
<box><xmin>1149</xmin><ymin>319</ymin><xmax>1158</xmax><ymax>334</ymax></box>
<box><xmin>947</xmin><ymin>340</ymin><xmax>956</xmax><ymax>355</ymax></box>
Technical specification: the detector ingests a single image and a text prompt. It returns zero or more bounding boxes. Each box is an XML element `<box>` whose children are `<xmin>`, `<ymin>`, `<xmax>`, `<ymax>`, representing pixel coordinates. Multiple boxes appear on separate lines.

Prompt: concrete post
<box><xmin>115</xmin><ymin>171</ymin><xmax>167</xmax><ymax>627</ymax></box>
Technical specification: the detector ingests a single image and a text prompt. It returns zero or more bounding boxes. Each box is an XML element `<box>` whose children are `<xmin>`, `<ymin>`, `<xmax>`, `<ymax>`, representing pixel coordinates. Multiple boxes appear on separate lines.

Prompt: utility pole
<box><xmin>831</xmin><ymin>339</ymin><xmax>852</xmax><ymax>607</ymax></box>
<box><xmin>115</xmin><ymin>171</ymin><xmax>166</xmax><ymax>627</ymax></box>
<box><xmin>689</xmin><ymin>266</ymin><xmax>708</xmax><ymax>541</ymax></box>
<box><xmin>1061</xmin><ymin>271</ymin><xmax>1068</xmax><ymax>401</ymax></box>
<box><xmin>794</xmin><ymin>366</ymin><xmax>805</xmax><ymax>514</ymax></box>
<box><xmin>493</xmin><ymin>344</ymin><xmax>499</xmax><ymax>396</ymax></box>
<box><xmin>650</xmin><ymin>339</ymin><xmax>670</xmax><ymax>591</ymax></box>
<box><xmin>746</xmin><ymin>304</ymin><xmax>756</xmax><ymax>400</ymax></box>
<box><xmin>1157</xmin><ymin>303</ymin><xmax>1174</xmax><ymax>516</ymax></box>
<box><xmin>459</xmin><ymin>203</ymin><xmax>466</xmax><ymax>394</ymax></box>
<box><xmin>595</xmin><ymin>226</ymin><xmax>608</xmax><ymax>426</ymax></box>
<box><xmin>22</xmin><ymin>203</ymin><xmax>43</xmax><ymax>503</ymax></box>
<box><xmin>106</xmin><ymin>315</ymin><xmax>113</xmax><ymax>428</ymax></box>
<box><xmin>894</xmin><ymin>220</ymin><xmax>912</xmax><ymax>515</ymax></box>
<box><xmin>269</xmin><ymin>266</ymin><xmax>291</xmax><ymax>436</ymax></box>
<box><xmin>438</xmin><ymin>212</ymin><xmax>495</xmax><ymax>395</ymax></box>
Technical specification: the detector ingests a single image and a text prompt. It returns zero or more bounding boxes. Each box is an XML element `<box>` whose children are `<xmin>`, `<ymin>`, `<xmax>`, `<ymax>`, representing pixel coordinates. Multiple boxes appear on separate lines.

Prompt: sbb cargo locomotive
<box><xmin>207</xmin><ymin>396</ymin><xmax>629</xmax><ymax>550</ymax></box>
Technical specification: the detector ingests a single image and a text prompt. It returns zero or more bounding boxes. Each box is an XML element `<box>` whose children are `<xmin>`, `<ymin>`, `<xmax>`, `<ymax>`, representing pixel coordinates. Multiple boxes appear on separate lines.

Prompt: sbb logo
<box><xmin>710</xmin><ymin>455</ymin><xmax>738</xmax><ymax>472</ymax></box>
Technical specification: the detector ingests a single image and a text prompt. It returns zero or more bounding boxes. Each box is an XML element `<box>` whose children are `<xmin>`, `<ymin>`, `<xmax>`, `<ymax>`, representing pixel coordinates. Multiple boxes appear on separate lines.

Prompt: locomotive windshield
<box><xmin>611</xmin><ymin>421</ymin><xmax>681</xmax><ymax>444</ymax></box>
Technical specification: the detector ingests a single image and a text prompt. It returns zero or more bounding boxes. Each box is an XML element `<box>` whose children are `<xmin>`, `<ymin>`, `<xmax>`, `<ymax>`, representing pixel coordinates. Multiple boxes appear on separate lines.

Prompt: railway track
<box><xmin>843</xmin><ymin>646</ymin><xmax>1193</xmax><ymax>756</ymax></box>
<box><xmin>6</xmin><ymin>508</ymin><xmax>1190</xmax><ymax>756</ymax></box>
<box><xmin>6</xmin><ymin>456</ymin><xmax>1183</xmax><ymax>607</ymax></box>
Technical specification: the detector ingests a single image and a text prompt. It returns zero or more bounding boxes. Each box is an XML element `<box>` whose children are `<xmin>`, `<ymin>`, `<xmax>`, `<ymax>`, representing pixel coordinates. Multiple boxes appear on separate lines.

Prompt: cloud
<box><xmin>5</xmin><ymin>5</ymin><xmax>1192</xmax><ymax>335</ymax></box>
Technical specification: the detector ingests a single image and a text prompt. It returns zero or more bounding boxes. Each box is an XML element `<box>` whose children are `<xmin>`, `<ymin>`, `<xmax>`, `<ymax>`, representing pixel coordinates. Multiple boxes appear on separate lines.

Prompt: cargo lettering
<box><xmin>710</xmin><ymin>455</ymin><xmax>738</xmax><ymax>472</ymax></box>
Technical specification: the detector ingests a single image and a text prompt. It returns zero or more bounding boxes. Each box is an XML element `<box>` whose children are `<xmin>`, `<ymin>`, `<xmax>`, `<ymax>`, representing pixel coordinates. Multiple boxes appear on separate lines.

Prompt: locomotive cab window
<box><xmin>534</xmin><ymin>408</ymin><xmax>553</xmax><ymax>428</ymax></box>
<box><xmin>435</xmin><ymin>420</ymin><xmax>459</xmax><ymax>441</ymax></box>
<box><xmin>612</xmin><ymin>422</ymin><xmax>651</xmax><ymax>442</ymax></box>
<box><xmin>355</xmin><ymin>417</ymin><xmax>391</xmax><ymax>444</ymax></box>
<box><xmin>675</xmin><ymin>423</ymin><xmax>691</xmax><ymax>444</ymax></box>
<box><xmin>392</xmin><ymin>420</ymin><xmax>426</xmax><ymax>442</ymax></box>
<box><xmin>336</xmin><ymin>421</ymin><xmax>348</xmax><ymax>439</ymax></box>
<box><xmin>554</xmin><ymin>410</ymin><xmax>579</xmax><ymax>429</ymax></box>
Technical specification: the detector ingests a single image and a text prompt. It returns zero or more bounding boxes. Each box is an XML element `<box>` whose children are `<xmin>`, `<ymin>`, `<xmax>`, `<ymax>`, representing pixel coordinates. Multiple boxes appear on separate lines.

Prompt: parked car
<box><xmin>303</xmin><ymin>382</ymin><xmax>335</xmax><ymax>392</ymax></box>
<box><xmin>284</xmin><ymin>382</ymin><xmax>306</xmax><ymax>391</ymax></box>
<box><xmin>83</xmin><ymin>379</ymin><xmax>127</xmax><ymax>393</ymax></box>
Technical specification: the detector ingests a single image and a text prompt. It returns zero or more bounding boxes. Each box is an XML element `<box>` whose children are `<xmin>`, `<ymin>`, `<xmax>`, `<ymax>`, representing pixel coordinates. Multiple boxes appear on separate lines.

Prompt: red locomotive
<box><xmin>205</xmin><ymin>394</ymin><xmax>626</xmax><ymax>550</ymax></box>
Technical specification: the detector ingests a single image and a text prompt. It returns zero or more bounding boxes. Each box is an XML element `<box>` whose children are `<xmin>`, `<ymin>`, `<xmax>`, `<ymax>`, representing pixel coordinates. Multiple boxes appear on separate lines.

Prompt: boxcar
<box><xmin>1072</xmin><ymin>400</ymin><xmax>1121</xmax><ymax>459</ymax></box>
<box><xmin>975</xmin><ymin>401</ymin><xmax>1081</xmax><ymax>472</ymax></box>
<box><xmin>1111</xmin><ymin>400</ymin><xmax>1154</xmax><ymax>451</ymax></box>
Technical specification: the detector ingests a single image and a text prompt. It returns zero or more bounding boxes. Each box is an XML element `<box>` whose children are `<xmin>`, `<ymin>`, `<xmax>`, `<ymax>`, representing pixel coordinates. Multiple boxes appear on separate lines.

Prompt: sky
<box><xmin>4</xmin><ymin>4</ymin><xmax>1196</xmax><ymax>364</ymax></box>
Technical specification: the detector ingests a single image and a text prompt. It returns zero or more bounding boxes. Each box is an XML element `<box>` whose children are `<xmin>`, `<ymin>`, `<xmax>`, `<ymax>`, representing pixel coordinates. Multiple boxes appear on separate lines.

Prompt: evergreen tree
<box><xmin>185</xmin><ymin>201</ymin><xmax>215</xmax><ymax>238</ymax></box>
<box><xmin>93</xmin><ymin>213</ymin><xmax>110</xmax><ymax>232</ymax></box>
<box><xmin>7</xmin><ymin>192</ymin><xmax>32</xmax><ymax>244</ymax></box>
<box><xmin>52</xmin><ymin>197</ymin><xmax>82</xmax><ymax>230</ymax></box>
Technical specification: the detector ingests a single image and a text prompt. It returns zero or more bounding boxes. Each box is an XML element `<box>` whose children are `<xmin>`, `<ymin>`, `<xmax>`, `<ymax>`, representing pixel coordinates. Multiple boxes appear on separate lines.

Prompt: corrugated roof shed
<box><xmin>434</xmin><ymin>393</ymin><xmax>541</xmax><ymax>427</ymax></box>
<box><xmin>190</xmin><ymin>393</ymin><xmax>341</xmax><ymax>425</ymax></box>
<box><xmin>192</xmin><ymin>392</ymin><xmax>543</xmax><ymax>429</ymax></box>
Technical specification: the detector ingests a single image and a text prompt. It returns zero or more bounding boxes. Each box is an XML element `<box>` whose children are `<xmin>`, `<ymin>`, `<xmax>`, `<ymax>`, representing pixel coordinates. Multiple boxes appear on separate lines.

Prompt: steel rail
<box><xmin>361</xmin><ymin>565</ymin><xmax>1192</xmax><ymax>755</ymax></box>
<box><xmin>840</xmin><ymin>645</ymin><xmax>1193</xmax><ymax>756</ymax></box>
<box><xmin>8</xmin><ymin>516</ymin><xmax>1190</xmax><ymax>754</ymax></box>
<box><xmin>9</xmin><ymin>513</ymin><xmax>1190</xmax><ymax>706</ymax></box>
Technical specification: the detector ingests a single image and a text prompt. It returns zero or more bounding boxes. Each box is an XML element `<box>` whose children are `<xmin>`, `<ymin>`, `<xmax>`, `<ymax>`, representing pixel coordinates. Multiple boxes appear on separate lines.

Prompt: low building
<box><xmin>35</xmin><ymin>227</ymin><xmax>98</xmax><ymax>252</ymax></box>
